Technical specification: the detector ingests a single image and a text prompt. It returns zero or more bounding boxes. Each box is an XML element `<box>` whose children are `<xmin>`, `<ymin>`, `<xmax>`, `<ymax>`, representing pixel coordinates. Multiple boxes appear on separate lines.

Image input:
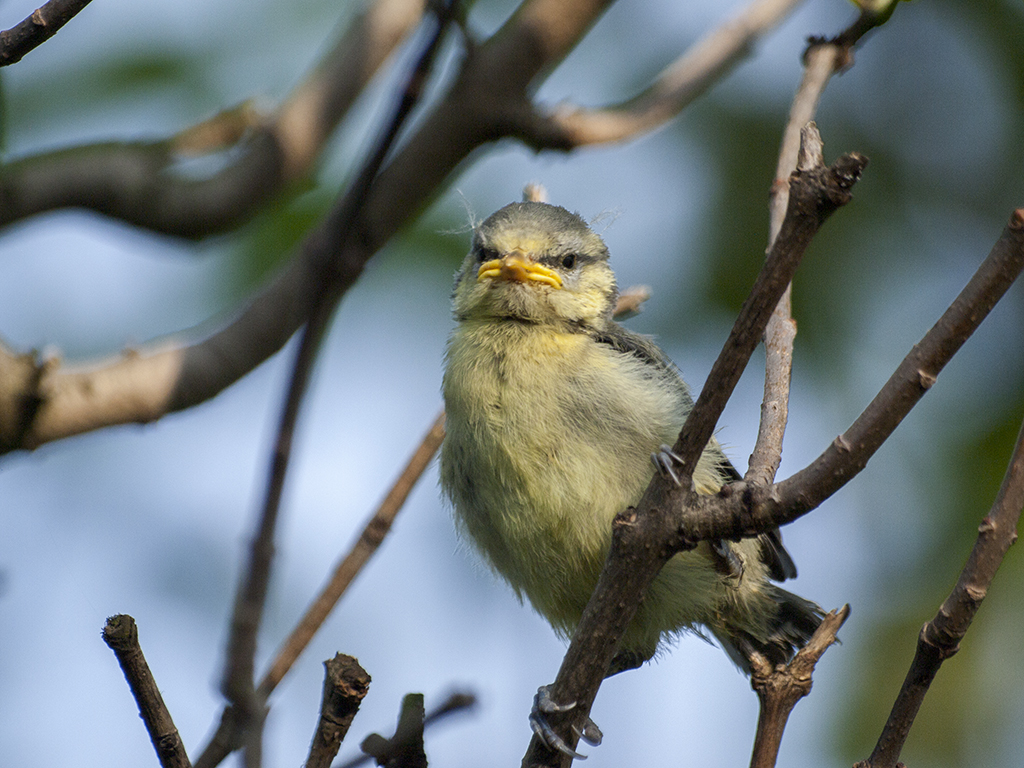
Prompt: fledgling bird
<box><xmin>440</xmin><ymin>201</ymin><xmax>822</xmax><ymax>747</ymax></box>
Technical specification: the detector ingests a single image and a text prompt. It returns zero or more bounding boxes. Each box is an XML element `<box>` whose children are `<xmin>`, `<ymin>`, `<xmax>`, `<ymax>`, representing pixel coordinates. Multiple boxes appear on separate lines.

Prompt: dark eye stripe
<box><xmin>476</xmin><ymin>246</ymin><xmax>499</xmax><ymax>263</ymax></box>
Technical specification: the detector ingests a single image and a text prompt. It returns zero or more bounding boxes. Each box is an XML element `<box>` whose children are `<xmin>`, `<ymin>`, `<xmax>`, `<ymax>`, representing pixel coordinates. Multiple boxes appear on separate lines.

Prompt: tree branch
<box><xmin>305</xmin><ymin>655</ymin><xmax>371</xmax><ymax>768</ymax></box>
<box><xmin>748</xmin><ymin>605</ymin><xmax>850</xmax><ymax>768</ymax></box>
<box><xmin>102</xmin><ymin>615</ymin><xmax>192</xmax><ymax>768</ymax></box>
<box><xmin>747</xmin><ymin>42</ymin><xmax>845</xmax><ymax>485</ymax></box>
<box><xmin>668</xmin><ymin>208</ymin><xmax>1024</xmax><ymax>545</ymax></box>
<box><xmin>0</xmin><ymin>0</ymin><xmax>93</xmax><ymax>66</ymax></box>
<box><xmin>192</xmin><ymin>412</ymin><xmax>443</xmax><ymax>768</ymax></box>
<box><xmin>531</xmin><ymin>0</ymin><xmax>806</xmax><ymax>146</ymax></box>
<box><xmin>360</xmin><ymin>694</ymin><xmax>428</xmax><ymax>768</ymax></box>
<box><xmin>0</xmin><ymin>0</ymin><xmax>426</xmax><ymax>236</ymax></box>
<box><xmin>855</xmin><ymin>412</ymin><xmax>1024</xmax><ymax>768</ymax></box>
<box><xmin>673</xmin><ymin>131</ymin><xmax>866</xmax><ymax>489</ymax></box>
<box><xmin>337</xmin><ymin>692</ymin><xmax>477</xmax><ymax>768</ymax></box>
<box><xmin>767</xmin><ymin>208</ymin><xmax>1024</xmax><ymax>528</ymax></box>
<box><xmin>258</xmin><ymin>410</ymin><xmax>444</xmax><ymax>697</ymax></box>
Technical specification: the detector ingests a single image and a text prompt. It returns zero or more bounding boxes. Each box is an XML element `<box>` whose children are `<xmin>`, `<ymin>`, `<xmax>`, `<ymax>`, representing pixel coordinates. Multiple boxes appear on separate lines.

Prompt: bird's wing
<box><xmin>592</xmin><ymin>320</ymin><xmax>799</xmax><ymax>583</ymax></box>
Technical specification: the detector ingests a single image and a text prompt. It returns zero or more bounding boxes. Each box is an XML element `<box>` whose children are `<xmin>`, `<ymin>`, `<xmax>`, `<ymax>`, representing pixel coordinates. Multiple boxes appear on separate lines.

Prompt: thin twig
<box><xmin>764</xmin><ymin>209</ymin><xmax>1024</xmax><ymax>527</ymax></box>
<box><xmin>214</xmin><ymin>7</ymin><xmax>456</xmax><ymax>765</ymax></box>
<box><xmin>102</xmin><ymin>615</ymin><xmax>192</xmax><ymax>768</ymax></box>
<box><xmin>537</xmin><ymin>0</ymin><xmax>806</xmax><ymax>146</ymax></box>
<box><xmin>672</xmin><ymin>128</ymin><xmax>866</xmax><ymax>490</ymax></box>
<box><xmin>743</xmin><ymin>41</ymin><xmax>850</xmax><ymax>768</ymax></box>
<box><xmin>305</xmin><ymin>654</ymin><xmax>372</xmax><ymax>768</ymax></box>
<box><xmin>749</xmin><ymin>6</ymin><xmax>905</xmax><ymax>482</ymax></box>
<box><xmin>360</xmin><ymin>694</ymin><xmax>428</xmax><ymax>768</ymax></box>
<box><xmin>747</xmin><ymin>44</ymin><xmax>843</xmax><ymax>486</ymax></box>
<box><xmin>258</xmin><ymin>411</ymin><xmax>446</xmax><ymax>699</ymax></box>
<box><xmin>0</xmin><ymin>0</ymin><xmax>94</xmax><ymax>66</ymax></box>
<box><xmin>338</xmin><ymin>692</ymin><xmax>476</xmax><ymax>768</ymax></box>
<box><xmin>748</xmin><ymin>605</ymin><xmax>850</xmax><ymax>768</ymax></box>
<box><xmin>855</xmin><ymin>413</ymin><xmax>1024</xmax><ymax>768</ymax></box>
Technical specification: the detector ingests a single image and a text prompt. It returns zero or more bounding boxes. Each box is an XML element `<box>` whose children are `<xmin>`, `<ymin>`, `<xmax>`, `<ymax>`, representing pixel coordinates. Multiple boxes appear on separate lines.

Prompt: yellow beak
<box><xmin>477</xmin><ymin>253</ymin><xmax>562</xmax><ymax>288</ymax></box>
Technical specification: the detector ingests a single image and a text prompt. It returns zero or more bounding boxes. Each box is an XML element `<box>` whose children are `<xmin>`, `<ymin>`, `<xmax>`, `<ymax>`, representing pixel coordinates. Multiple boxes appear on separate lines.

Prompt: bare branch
<box><xmin>766</xmin><ymin>209</ymin><xmax>1024</xmax><ymax>527</ymax></box>
<box><xmin>0</xmin><ymin>0</ymin><xmax>94</xmax><ymax>66</ymax></box>
<box><xmin>305</xmin><ymin>655</ymin><xmax>371</xmax><ymax>768</ymax></box>
<box><xmin>102</xmin><ymin>615</ymin><xmax>192</xmax><ymax>768</ymax></box>
<box><xmin>359</xmin><ymin>694</ymin><xmax>428</xmax><ymax>768</ymax></box>
<box><xmin>748</xmin><ymin>43</ymin><xmax>845</xmax><ymax>485</ymax></box>
<box><xmin>855</xmin><ymin>413</ymin><xmax>1024</xmax><ymax>768</ymax></box>
<box><xmin>2</xmin><ymin>0</ymin><xmax>794</xmax><ymax>457</ymax></box>
<box><xmin>673</xmin><ymin>131</ymin><xmax>865</xmax><ymax>487</ymax></box>
<box><xmin>337</xmin><ymin>692</ymin><xmax>477</xmax><ymax>768</ymax></box>
<box><xmin>748</xmin><ymin>605</ymin><xmax>851</xmax><ymax>768</ymax></box>
<box><xmin>258</xmin><ymin>411</ymin><xmax>445</xmax><ymax>699</ymax></box>
<box><xmin>0</xmin><ymin>0</ymin><xmax>426</xmax><ymax>236</ymax></box>
<box><xmin>193</xmin><ymin>412</ymin><xmax>443</xmax><ymax>768</ymax></box>
<box><xmin>534</xmin><ymin>0</ymin><xmax>805</xmax><ymax>147</ymax></box>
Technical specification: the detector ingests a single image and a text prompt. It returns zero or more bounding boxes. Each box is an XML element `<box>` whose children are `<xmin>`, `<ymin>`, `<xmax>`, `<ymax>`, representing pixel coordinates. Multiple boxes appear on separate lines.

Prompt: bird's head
<box><xmin>452</xmin><ymin>202</ymin><xmax>618</xmax><ymax>329</ymax></box>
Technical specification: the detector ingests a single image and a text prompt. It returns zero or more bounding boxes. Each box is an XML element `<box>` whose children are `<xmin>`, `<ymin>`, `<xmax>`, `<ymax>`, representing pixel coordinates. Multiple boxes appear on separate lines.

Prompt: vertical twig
<box><xmin>359</xmin><ymin>694</ymin><xmax>428</xmax><ymax>768</ymax></box>
<box><xmin>305</xmin><ymin>654</ymin><xmax>371</xmax><ymax>768</ymax></box>
<box><xmin>748</xmin><ymin>606</ymin><xmax>850</xmax><ymax>768</ymax></box>
<box><xmin>747</xmin><ymin>42</ymin><xmax>844</xmax><ymax>485</ymax></box>
<box><xmin>102</xmin><ymin>615</ymin><xmax>192</xmax><ymax>768</ymax></box>
<box><xmin>336</xmin><ymin>692</ymin><xmax>477</xmax><ymax>768</ymax></box>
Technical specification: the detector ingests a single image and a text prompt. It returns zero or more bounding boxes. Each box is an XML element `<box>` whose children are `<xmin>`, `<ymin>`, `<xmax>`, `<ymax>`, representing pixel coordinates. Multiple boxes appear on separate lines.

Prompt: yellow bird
<box><xmin>440</xmin><ymin>201</ymin><xmax>822</xmax><ymax>750</ymax></box>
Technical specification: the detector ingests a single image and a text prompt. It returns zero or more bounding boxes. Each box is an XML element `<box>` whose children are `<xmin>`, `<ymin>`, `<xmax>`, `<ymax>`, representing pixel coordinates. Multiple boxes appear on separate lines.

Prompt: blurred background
<box><xmin>2</xmin><ymin>0</ymin><xmax>1023</xmax><ymax>766</ymax></box>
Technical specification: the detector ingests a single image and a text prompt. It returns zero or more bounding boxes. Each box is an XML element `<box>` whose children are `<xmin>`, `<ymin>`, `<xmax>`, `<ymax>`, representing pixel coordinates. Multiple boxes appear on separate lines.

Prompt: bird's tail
<box><xmin>713</xmin><ymin>588</ymin><xmax>826</xmax><ymax>674</ymax></box>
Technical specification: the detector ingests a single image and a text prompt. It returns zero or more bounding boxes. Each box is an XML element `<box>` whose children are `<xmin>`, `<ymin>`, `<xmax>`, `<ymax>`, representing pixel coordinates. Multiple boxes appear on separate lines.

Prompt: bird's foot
<box><xmin>651</xmin><ymin>444</ymin><xmax>686</xmax><ymax>487</ymax></box>
<box><xmin>710</xmin><ymin>539</ymin><xmax>744</xmax><ymax>580</ymax></box>
<box><xmin>530</xmin><ymin>685</ymin><xmax>603</xmax><ymax>759</ymax></box>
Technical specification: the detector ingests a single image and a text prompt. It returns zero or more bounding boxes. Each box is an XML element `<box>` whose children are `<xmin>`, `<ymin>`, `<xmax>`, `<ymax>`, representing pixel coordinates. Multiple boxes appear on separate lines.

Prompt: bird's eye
<box><xmin>561</xmin><ymin>253</ymin><xmax>578</xmax><ymax>270</ymax></box>
<box><xmin>477</xmin><ymin>246</ymin><xmax>499</xmax><ymax>263</ymax></box>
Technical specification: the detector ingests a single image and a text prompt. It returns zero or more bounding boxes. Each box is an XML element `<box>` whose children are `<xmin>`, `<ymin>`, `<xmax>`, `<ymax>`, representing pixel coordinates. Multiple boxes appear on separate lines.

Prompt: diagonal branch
<box><xmin>855</xmin><ymin>413</ymin><xmax>1024</xmax><ymax>768</ymax></box>
<box><xmin>0</xmin><ymin>0</ymin><xmax>426</xmax><ymax>236</ymax></box>
<box><xmin>102</xmin><ymin>615</ymin><xmax>192</xmax><ymax>768</ymax></box>
<box><xmin>676</xmin><ymin>208</ymin><xmax>1024</xmax><ymax>545</ymax></box>
<box><xmin>0</xmin><ymin>0</ymin><xmax>94</xmax><ymax>67</ymax></box>
<box><xmin>672</xmin><ymin>130</ymin><xmax>866</xmax><ymax>489</ymax></box>
<box><xmin>530</xmin><ymin>0</ymin><xmax>806</xmax><ymax>147</ymax></box>
<box><xmin>256</xmin><ymin>411</ymin><xmax>446</xmax><ymax>700</ymax></box>
<box><xmin>749</xmin><ymin>1</ymin><xmax>907</xmax><ymax>483</ymax></box>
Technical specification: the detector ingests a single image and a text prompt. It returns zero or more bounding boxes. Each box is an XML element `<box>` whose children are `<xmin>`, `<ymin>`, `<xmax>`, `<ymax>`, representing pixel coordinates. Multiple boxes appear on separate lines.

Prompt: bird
<box><xmin>439</xmin><ymin>200</ymin><xmax>823</xmax><ymax>752</ymax></box>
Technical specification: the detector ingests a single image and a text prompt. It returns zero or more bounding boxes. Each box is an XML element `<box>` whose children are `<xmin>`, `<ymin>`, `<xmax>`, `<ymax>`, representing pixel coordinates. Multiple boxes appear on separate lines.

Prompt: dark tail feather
<box><xmin>714</xmin><ymin>588</ymin><xmax>825</xmax><ymax>674</ymax></box>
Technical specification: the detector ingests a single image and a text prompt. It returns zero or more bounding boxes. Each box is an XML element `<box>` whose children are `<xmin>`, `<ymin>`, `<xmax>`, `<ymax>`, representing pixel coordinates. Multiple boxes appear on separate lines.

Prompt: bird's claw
<box><xmin>651</xmin><ymin>444</ymin><xmax>685</xmax><ymax>487</ymax></box>
<box><xmin>530</xmin><ymin>685</ymin><xmax>603</xmax><ymax>759</ymax></box>
<box><xmin>711</xmin><ymin>539</ymin><xmax>744</xmax><ymax>579</ymax></box>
